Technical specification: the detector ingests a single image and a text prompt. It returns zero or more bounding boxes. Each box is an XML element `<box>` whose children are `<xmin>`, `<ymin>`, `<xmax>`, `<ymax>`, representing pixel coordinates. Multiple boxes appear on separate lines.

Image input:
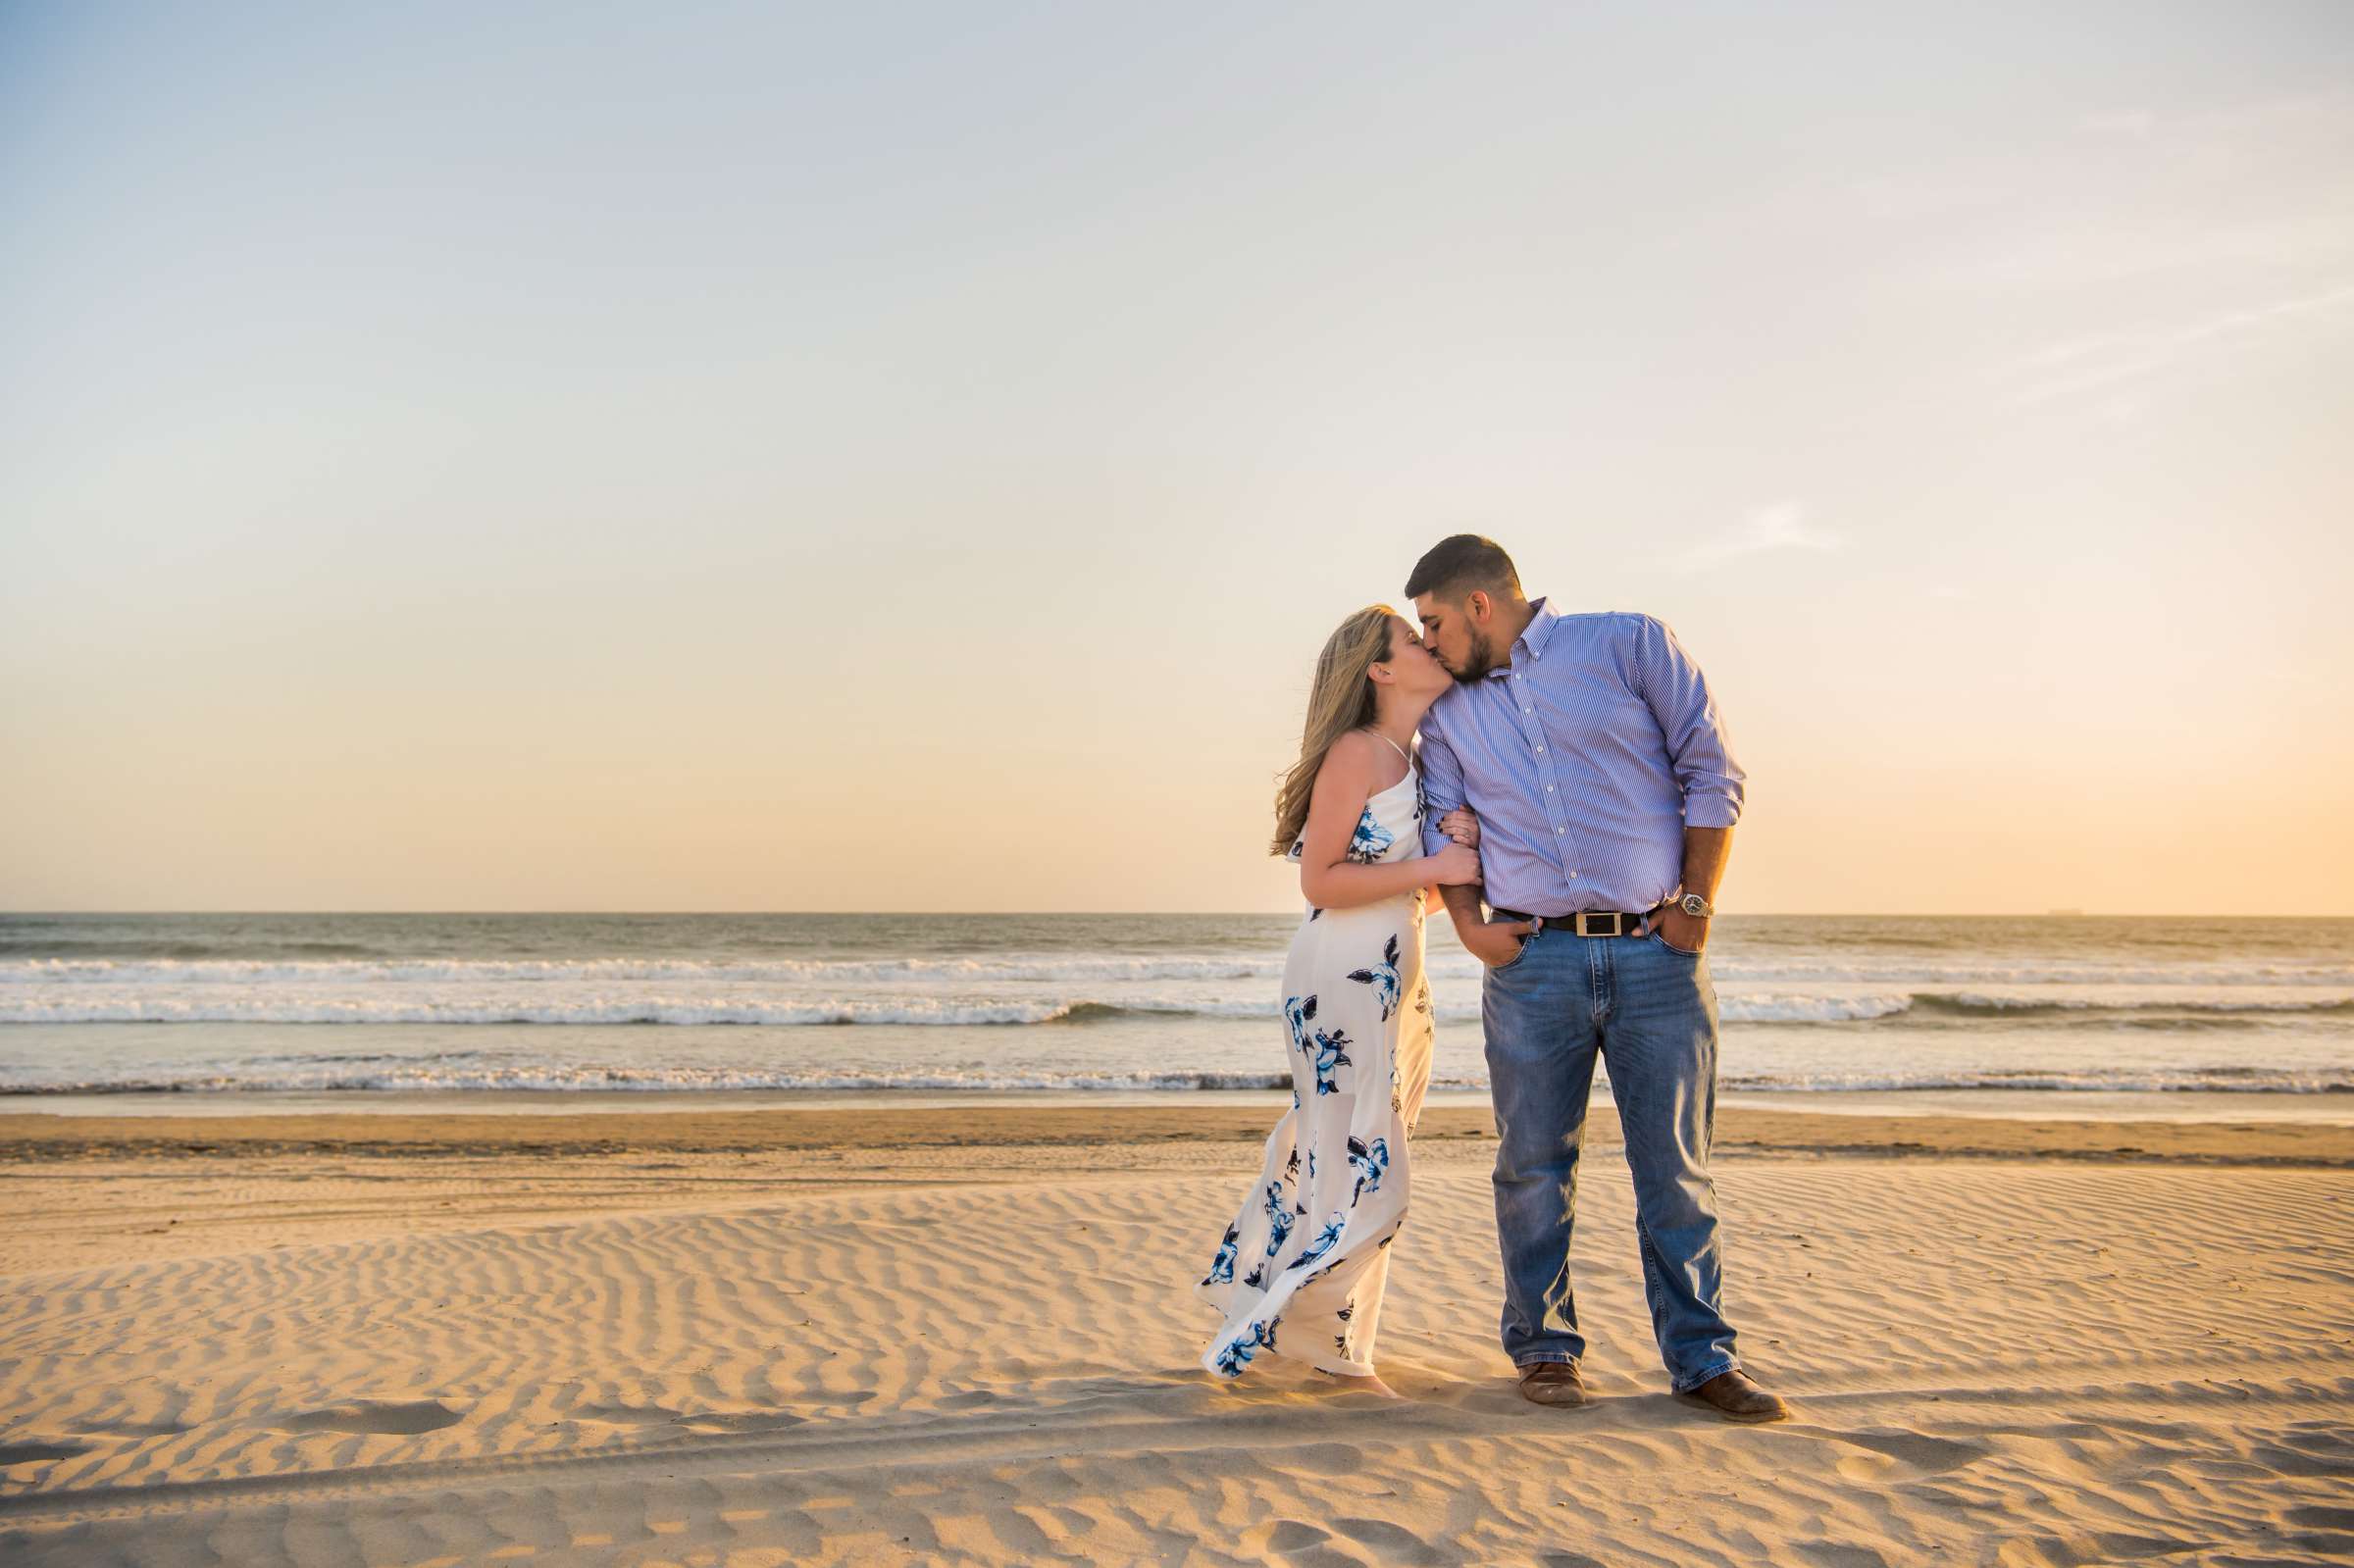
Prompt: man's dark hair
<box><xmin>1405</xmin><ymin>534</ymin><xmax>1521</xmax><ymax>602</ymax></box>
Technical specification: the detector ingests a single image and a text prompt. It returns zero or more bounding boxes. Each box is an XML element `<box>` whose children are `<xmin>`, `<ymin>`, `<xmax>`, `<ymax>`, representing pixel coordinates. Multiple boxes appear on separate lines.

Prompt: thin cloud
<box><xmin>2010</xmin><ymin>281</ymin><xmax>2354</xmax><ymax>405</ymax></box>
<box><xmin>1670</xmin><ymin>503</ymin><xmax>1837</xmax><ymax>572</ymax></box>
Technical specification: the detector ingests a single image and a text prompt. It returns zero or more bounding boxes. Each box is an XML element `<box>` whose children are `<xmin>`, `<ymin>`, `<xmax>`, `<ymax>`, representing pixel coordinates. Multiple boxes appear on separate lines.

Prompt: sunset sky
<box><xmin>3</xmin><ymin>2</ymin><xmax>2349</xmax><ymax>914</ymax></box>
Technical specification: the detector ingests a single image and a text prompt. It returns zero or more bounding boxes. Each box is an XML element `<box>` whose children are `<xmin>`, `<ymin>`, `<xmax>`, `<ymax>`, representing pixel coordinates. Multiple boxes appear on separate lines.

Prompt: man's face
<box><xmin>1413</xmin><ymin>591</ymin><xmax>1493</xmax><ymax>683</ymax></box>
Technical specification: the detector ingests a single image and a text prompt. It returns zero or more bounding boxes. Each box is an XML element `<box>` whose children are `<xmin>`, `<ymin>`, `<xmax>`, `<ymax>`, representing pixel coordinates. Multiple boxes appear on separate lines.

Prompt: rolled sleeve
<box><xmin>1415</xmin><ymin>713</ymin><xmax>1468</xmax><ymax>858</ymax></box>
<box><xmin>1632</xmin><ymin>616</ymin><xmax>1745</xmax><ymax>828</ymax></box>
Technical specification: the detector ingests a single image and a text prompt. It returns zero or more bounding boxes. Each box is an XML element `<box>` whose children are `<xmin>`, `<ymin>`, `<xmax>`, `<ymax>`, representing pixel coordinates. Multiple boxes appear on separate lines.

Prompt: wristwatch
<box><xmin>1674</xmin><ymin>890</ymin><xmax>1714</xmax><ymax>919</ymax></box>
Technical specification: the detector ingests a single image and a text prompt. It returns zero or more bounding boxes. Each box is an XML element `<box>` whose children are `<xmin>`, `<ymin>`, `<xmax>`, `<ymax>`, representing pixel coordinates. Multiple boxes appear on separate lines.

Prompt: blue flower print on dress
<box><xmin>1203</xmin><ymin>1224</ymin><xmax>1239</xmax><ymax>1286</ymax></box>
<box><xmin>1347</xmin><ymin>935</ymin><xmax>1403</xmax><ymax>1022</ymax></box>
<box><xmin>1262</xmin><ymin>1183</ymin><xmax>1295</xmax><ymax>1257</ymax></box>
<box><xmin>1283</xmin><ymin>994</ymin><xmax>1317</xmax><ymax>1055</ymax></box>
<box><xmin>1347</xmin><ymin>1136</ymin><xmax>1390</xmax><ymax>1205</ymax></box>
<box><xmin>1308</xmin><ymin>1027</ymin><xmax>1354</xmax><ymax>1095</ymax></box>
<box><xmin>1345</xmin><ymin>809</ymin><xmax>1395</xmax><ymax>865</ymax></box>
<box><xmin>1211</xmin><ymin>1317</ymin><xmax>1280</xmax><ymax>1378</ymax></box>
<box><xmin>1199</xmin><ymin>763</ymin><xmax>1433</xmax><ymax>1383</ymax></box>
<box><xmin>1285</xmin><ymin>1213</ymin><xmax>1347</xmax><ymax>1274</ymax></box>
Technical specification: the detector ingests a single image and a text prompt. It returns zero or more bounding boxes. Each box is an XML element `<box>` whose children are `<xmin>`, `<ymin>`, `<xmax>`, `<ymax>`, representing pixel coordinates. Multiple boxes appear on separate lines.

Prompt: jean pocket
<box><xmin>1650</xmin><ymin>930</ymin><xmax>1703</xmax><ymax>958</ymax></box>
<box><xmin>1489</xmin><ymin>936</ymin><xmax>1534</xmax><ymax>973</ymax></box>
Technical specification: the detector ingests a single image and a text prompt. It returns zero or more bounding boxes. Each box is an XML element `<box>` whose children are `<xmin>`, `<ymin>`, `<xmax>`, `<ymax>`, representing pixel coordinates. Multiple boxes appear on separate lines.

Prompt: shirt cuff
<box><xmin>1682</xmin><ymin>792</ymin><xmax>1743</xmax><ymax>830</ymax></box>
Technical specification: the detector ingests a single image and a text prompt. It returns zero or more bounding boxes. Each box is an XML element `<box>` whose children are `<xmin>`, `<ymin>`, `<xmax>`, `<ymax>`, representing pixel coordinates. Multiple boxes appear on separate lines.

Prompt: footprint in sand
<box><xmin>1329</xmin><ymin>1517</ymin><xmax>1445</xmax><ymax>1565</ymax></box>
<box><xmin>0</xmin><ymin>1441</ymin><xmax>88</xmax><ymax>1466</ymax></box>
<box><xmin>1262</xmin><ymin>1520</ymin><xmax>1331</xmax><ymax>1552</ymax></box>
<box><xmin>572</xmin><ymin>1402</ymin><xmax>688</xmax><ymax>1426</ymax></box>
<box><xmin>676</xmin><ymin>1411</ymin><xmax>806</xmax><ymax>1435</ymax></box>
<box><xmin>88</xmin><ymin>1419</ymin><xmax>189</xmax><ymax>1440</ymax></box>
<box><xmin>1821</xmin><ymin>1428</ymin><xmax>1989</xmax><ymax>1483</ymax></box>
<box><xmin>278</xmin><ymin>1398</ymin><xmax>467</xmax><ymax>1436</ymax></box>
<box><xmin>938</xmin><ymin>1390</ymin><xmax>1000</xmax><ymax>1410</ymax></box>
<box><xmin>1996</xmin><ymin>1532</ymin><xmax>2202</xmax><ymax>1568</ymax></box>
<box><xmin>1284</xmin><ymin>1442</ymin><xmax>1363</xmax><ymax>1474</ymax></box>
<box><xmin>1794</xmin><ymin>1543</ymin><xmax>1893</xmax><ymax>1568</ymax></box>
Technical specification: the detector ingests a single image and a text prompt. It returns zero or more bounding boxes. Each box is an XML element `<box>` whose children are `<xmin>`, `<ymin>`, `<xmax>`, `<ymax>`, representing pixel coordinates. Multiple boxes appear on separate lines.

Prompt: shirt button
<box><xmin>1546</xmin><ymin>784</ymin><xmax>1554</xmax><ymax>791</ymax></box>
<box><xmin>1535</xmin><ymin>745</ymin><xmax>1545</xmax><ymax>753</ymax></box>
<box><xmin>1570</xmin><ymin>871</ymin><xmax>1579</xmax><ymax>878</ymax></box>
<box><xmin>1556</xmin><ymin>826</ymin><xmax>1565</xmax><ymax>835</ymax></box>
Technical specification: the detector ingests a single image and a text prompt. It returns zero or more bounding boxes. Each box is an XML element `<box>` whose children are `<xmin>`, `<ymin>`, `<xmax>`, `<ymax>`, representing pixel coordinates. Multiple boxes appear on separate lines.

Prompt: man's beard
<box><xmin>1450</xmin><ymin>628</ymin><xmax>1494</xmax><ymax>684</ymax></box>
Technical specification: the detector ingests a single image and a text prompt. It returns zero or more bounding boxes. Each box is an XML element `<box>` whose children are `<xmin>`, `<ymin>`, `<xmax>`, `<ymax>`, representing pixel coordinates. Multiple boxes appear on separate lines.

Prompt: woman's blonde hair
<box><xmin>1271</xmin><ymin>605</ymin><xmax>1399</xmax><ymax>855</ymax></box>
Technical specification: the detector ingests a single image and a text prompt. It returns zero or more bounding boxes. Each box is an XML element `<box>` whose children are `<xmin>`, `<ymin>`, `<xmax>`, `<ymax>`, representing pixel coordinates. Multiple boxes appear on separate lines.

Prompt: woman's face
<box><xmin>1377</xmin><ymin>615</ymin><xmax>1453</xmax><ymax>699</ymax></box>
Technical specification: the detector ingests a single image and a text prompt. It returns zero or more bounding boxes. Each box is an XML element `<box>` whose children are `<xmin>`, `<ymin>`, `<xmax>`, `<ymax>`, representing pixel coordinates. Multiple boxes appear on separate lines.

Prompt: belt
<box><xmin>1490</xmin><ymin>906</ymin><xmax>1656</xmax><ymax>937</ymax></box>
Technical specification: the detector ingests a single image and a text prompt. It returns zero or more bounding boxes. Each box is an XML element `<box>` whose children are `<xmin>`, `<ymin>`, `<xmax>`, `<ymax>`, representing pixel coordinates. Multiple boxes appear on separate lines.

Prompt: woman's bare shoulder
<box><xmin>1318</xmin><ymin>731</ymin><xmax>1380</xmax><ymax>778</ymax></box>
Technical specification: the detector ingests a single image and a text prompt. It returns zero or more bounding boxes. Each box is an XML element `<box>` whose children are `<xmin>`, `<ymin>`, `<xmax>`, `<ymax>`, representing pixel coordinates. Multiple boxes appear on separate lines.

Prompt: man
<box><xmin>1408</xmin><ymin>533</ymin><xmax>1786</xmax><ymax>1422</ymax></box>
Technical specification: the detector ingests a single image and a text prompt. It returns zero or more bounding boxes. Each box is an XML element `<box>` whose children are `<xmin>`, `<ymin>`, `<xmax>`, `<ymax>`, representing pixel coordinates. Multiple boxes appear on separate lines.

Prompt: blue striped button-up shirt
<box><xmin>1416</xmin><ymin>599</ymin><xmax>1744</xmax><ymax>917</ymax></box>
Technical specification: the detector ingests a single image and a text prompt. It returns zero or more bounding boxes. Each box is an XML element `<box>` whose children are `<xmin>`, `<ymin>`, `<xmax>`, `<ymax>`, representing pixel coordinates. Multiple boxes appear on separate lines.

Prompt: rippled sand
<box><xmin>2</xmin><ymin>1105</ymin><xmax>2349</xmax><ymax>1566</ymax></box>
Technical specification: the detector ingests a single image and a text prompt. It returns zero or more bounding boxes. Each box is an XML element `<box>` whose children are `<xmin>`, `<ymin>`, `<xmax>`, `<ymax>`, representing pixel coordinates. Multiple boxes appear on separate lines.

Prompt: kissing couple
<box><xmin>1195</xmin><ymin>532</ymin><xmax>1787</xmax><ymax>1423</ymax></box>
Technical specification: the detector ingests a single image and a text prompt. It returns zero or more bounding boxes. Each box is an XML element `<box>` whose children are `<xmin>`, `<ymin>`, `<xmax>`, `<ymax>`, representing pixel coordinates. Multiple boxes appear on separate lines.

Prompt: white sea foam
<box><xmin>9</xmin><ymin>954</ymin><xmax>2354</xmax><ymax>987</ymax></box>
<box><xmin>1709</xmin><ymin>960</ymin><xmax>2354</xmax><ymax>987</ymax></box>
<box><xmin>0</xmin><ymin>996</ymin><xmax>1096</xmax><ymax>1027</ymax></box>
<box><xmin>2</xmin><ymin>1063</ymin><xmax>2344</xmax><ymax>1096</ymax></box>
<box><xmin>5</xmin><ymin>913</ymin><xmax>2348</xmax><ymax>1103</ymax></box>
<box><xmin>0</xmin><ymin>956</ymin><xmax>1291</xmax><ymax>986</ymax></box>
<box><xmin>2</xmin><ymin>988</ymin><xmax>2343</xmax><ymax>1027</ymax></box>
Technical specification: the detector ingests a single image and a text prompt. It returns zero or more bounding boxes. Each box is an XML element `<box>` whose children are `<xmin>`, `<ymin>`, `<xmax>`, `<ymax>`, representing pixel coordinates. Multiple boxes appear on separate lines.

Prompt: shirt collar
<box><xmin>1482</xmin><ymin>596</ymin><xmax>1557</xmax><ymax>679</ymax></box>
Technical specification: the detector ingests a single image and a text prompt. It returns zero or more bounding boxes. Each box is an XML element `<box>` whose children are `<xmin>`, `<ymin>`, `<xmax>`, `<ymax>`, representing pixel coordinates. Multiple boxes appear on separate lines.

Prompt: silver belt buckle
<box><xmin>1572</xmin><ymin>911</ymin><xmax>1624</xmax><ymax>937</ymax></box>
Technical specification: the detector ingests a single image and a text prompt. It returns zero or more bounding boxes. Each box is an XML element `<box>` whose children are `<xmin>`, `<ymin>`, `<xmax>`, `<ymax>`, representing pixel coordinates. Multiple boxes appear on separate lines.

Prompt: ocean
<box><xmin>2</xmin><ymin>912</ymin><xmax>2349</xmax><ymax>1111</ymax></box>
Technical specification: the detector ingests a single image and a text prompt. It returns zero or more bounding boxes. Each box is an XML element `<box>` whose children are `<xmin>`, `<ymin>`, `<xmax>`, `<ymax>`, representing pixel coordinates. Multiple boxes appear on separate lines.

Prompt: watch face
<box><xmin>1681</xmin><ymin>894</ymin><xmax>1708</xmax><ymax>916</ymax></box>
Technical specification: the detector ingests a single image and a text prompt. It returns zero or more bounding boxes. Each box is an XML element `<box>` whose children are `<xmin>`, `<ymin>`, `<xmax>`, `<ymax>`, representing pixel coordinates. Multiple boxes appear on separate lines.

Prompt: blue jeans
<box><xmin>1481</xmin><ymin>923</ymin><xmax>1740</xmax><ymax>1391</ymax></box>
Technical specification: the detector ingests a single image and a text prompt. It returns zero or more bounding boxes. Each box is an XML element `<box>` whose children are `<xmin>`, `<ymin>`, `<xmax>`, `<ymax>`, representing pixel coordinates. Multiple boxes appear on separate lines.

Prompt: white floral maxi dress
<box><xmin>1195</xmin><ymin>761</ymin><xmax>1436</xmax><ymax>1379</ymax></box>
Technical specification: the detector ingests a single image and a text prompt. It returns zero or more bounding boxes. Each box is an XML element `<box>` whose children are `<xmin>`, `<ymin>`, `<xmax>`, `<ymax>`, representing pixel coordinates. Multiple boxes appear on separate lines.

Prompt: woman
<box><xmin>1194</xmin><ymin>606</ymin><xmax>1482</xmax><ymax>1397</ymax></box>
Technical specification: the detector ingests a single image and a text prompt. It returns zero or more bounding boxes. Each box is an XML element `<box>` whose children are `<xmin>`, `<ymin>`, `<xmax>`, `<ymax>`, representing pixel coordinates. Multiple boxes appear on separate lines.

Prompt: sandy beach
<box><xmin>12</xmin><ymin>0</ymin><xmax>2354</xmax><ymax>1558</ymax></box>
<box><xmin>2</xmin><ymin>1101</ymin><xmax>2349</xmax><ymax>1566</ymax></box>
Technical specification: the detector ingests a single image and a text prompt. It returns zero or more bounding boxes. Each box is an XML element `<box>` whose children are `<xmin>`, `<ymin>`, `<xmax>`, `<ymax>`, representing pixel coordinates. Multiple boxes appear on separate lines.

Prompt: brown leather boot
<box><xmin>1677</xmin><ymin>1369</ymin><xmax>1788</xmax><ymax>1423</ymax></box>
<box><xmin>1515</xmin><ymin>1360</ymin><xmax>1590</xmax><ymax>1407</ymax></box>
